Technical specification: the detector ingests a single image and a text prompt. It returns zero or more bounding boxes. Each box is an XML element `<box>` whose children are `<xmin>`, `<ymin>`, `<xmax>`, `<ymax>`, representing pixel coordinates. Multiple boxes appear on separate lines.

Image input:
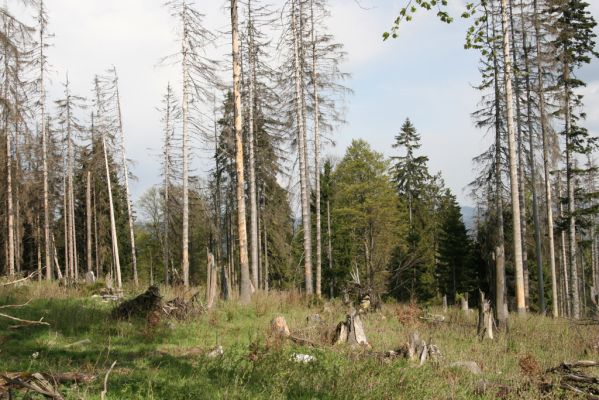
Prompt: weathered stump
<box><xmin>333</xmin><ymin>309</ymin><xmax>369</xmax><ymax>347</ymax></box>
<box><xmin>477</xmin><ymin>290</ymin><xmax>494</xmax><ymax>340</ymax></box>
<box><xmin>270</xmin><ymin>316</ymin><xmax>290</xmax><ymax>338</ymax></box>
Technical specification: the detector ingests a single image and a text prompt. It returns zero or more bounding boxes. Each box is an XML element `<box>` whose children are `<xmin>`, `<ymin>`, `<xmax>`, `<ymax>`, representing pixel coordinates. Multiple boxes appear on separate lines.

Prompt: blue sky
<box><xmin>12</xmin><ymin>0</ymin><xmax>599</xmax><ymax>208</ymax></box>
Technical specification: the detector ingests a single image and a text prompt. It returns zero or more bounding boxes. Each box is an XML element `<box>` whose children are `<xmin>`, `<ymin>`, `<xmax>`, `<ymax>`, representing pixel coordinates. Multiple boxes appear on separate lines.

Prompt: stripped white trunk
<box><xmin>500</xmin><ymin>0</ymin><xmax>526</xmax><ymax>314</ymax></box>
<box><xmin>247</xmin><ymin>2</ymin><xmax>259</xmax><ymax>289</ymax></box>
<box><xmin>292</xmin><ymin>0</ymin><xmax>313</xmax><ymax>295</ymax></box>
<box><xmin>310</xmin><ymin>0</ymin><xmax>322</xmax><ymax>298</ymax></box>
<box><xmin>86</xmin><ymin>171</ymin><xmax>92</xmax><ymax>273</ymax></box>
<box><xmin>102</xmin><ymin>133</ymin><xmax>122</xmax><ymax>288</ymax></box>
<box><xmin>232</xmin><ymin>0</ymin><xmax>251</xmax><ymax>303</ymax></box>
<box><xmin>113</xmin><ymin>72</ymin><xmax>138</xmax><ymax>286</ymax></box>
<box><xmin>181</xmin><ymin>5</ymin><xmax>190</xmax><ymax>287</ymax></box>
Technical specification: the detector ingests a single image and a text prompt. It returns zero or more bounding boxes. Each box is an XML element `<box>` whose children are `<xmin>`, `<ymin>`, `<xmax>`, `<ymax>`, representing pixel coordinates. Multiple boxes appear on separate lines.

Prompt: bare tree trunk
<box><xmin>491</xmin><ymin>10</ymin><xmax>507</xmax><ymax>328</ymax></box>
<box><xmin>113</xmin><ymin>70</ymin><xmax>138</xmax><ymax>286</ymax></box>
<box><xmin>66</xmin><ymin>88</ymin><xmax>77</xmax><ymax>280</ymax></box>
<box><xmin>36</xmin><ymin>218</ymin><xmax>42</xmax><ymax>280</ymax></box>
<box><xmin>181</xmin><ymin>5</ymin><xmax>190</xmax><ymax>288</ymax></box>
<box><xmin>292</xmin><ymin>0</ymin><xmax>313</xmax><ymax>295</ymax></box>
<box><xmin>93</xmin><ymin>187</ymin><xmax>100</xmax><ymax>278</ymax></box>
<box><xmin>563</xmin><ymin>60</ymin><xmax>580</xmax><ymax>318</ymax></box>
<box><xmin>509</xmin><ymin>0</ymin><xmax>529</xmax><ymax>309</ymax></box>
<box><xmin>86</xmin><ymin>171</ymin><xmax>92</xmax><ymax>273</ymax></box>
<box><xmin>263</xmin><ymin>214</ymin><xmax>269</xmax><ymax>293</ymax></box>
<box><xmin>102</xmin><ymin>133</ymin><xmax>121</xmax><ymax>289</ymax></box>
<box><xmin>327</xmin><ymin>200</ymin><xmax>333</xmax><ymax>297</ymax></box>
<box><xmin>532</xmin><ymin>0</ymin><xmax>557</xmax><ymax>317</ymax></box>
<box><xmin>13</xmin><ymin>140</ymin><xmax>20</xmax><ymax>274</ymax></box>
<box><xmin>246</xmin><ymin>2</ymin><xmax>259</xmax><ymax>289</ymax></box>
<box><xmin>36</xmin><ymin>2</ymin><xmax>51</xmax><ymax>281</ymax></box>
<box><xmin>310</xmin><ymin>0</ymin><xmax>322</xmax><ymax>298</ymax></box>
<box><xmin>500</xmin><ymin>0</ymin><xmax>526</xmax><ymax>314</ymax></box>
<box><xmin>63</xmin><ymin>176</ymin><xmax>70</xmax><ymax>278</ymax></box>
<box><xmin>231</xmin><ymin>0</ymin><xmax>251</xmax><ymax>303</ymax></box>
<box><xmin>212</xmin><ymin>99</ymin><xmax>228</xmax><ymax>299</ymax></box>
<box><xmin>558</xmin><ymin>170</ymin><xmax>571</xmax><ymax>316</ymax></box>
<box><xmin>5</xmin><ymin>121</ymin><xmax>14</xmax><ymax>277</ymax></box>
<box><xmin>164</xmin><ymin>86</ymin><xmax>172</xmax><ymax>286</ymax></box>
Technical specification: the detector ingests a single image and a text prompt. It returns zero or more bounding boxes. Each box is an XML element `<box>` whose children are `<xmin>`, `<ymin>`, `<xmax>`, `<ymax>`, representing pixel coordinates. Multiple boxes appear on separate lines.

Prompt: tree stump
<box><xmin>270</xmin><ymin>316</ymin><xmax>290</xmax><ymax>338</ymax></box>
<box><xmin>460</xmin><ymin>293</ymin><xmax>469</xmax><ymax>312</ymax></box>
<box><xmin>333</xmin><ymin>309</ymin><xmax>369</xmax><ymax>347</ymax></box>
<box><xmin>477</xmin><ymin>290</ymin><xmax>494</xmax><ymax>340</ymax></box>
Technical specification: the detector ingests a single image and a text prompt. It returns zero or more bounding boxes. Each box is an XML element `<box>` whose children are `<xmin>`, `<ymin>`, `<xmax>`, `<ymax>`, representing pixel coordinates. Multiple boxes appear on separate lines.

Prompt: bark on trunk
<box><xmin>310</xmin><ymin>0</ymin><xmax>322</xmax><ymax>298</ymax></box>
<box><xmin>519</xmin><ymin>1</ymin><xmax>545</xmax><ymax>314</ymax></box>
<box><xmin>113</xmin><ymin>72</ymin><xmax>138</xmax><ymax>286</ymax></box>
<box><xmin>500</xmin><ymin>0</ymin><xmax>526</xmax><ymax>314</ymax></box>
<box><xmin>102</xmin><ymin>133</ymin><xmax>122</xmax><ymax>289</ymax></box>
<box><xmin>181</xmin><ymin>4</ymin><xmax>190</xmax><ymax>287</ymax></box>
<box><xmin>231</xmin><ymin>0</ymin><xmax>251</xmax><ymax>304</ymax></box>
<box><xmin>246</xmin><ymin>2</ymin><xmax>259</xmax><ymax>289</ymax></box>
<box><xmin>292</xmin><ymin>0</ymin><xmax>313</xmax><ymax>295</ymax></box>
<box><xmin>86</xmin><ymin>171</ymin><xmax>93</xmax><ymax>273</ymax></box>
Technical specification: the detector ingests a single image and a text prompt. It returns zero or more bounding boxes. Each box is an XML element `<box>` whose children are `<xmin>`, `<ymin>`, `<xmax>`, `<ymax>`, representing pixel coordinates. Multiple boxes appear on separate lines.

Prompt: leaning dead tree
<box><xmin>109</xmin><ymin>67</ymin><xmax>138</xmax><ymax>286</ymax></box>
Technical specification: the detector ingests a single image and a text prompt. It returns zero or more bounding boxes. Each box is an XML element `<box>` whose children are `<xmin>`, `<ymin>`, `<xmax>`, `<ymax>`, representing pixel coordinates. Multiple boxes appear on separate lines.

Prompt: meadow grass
<box><xmin>0</xmin><ymin>283</ymin><xmax>596</xmax><ymax>399</ymax></box>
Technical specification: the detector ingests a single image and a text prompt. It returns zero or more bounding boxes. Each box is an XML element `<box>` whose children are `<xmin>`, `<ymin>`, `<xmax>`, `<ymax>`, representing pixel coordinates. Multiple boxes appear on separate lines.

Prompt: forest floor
<box><xmin>0</xmin><ymin>283</ymin><xmax>598</xmax><ymax>399</ymax></box>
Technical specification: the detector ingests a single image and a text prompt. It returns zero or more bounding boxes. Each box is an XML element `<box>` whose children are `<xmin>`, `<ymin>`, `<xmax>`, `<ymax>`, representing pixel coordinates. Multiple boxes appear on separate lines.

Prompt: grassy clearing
<box><xmin>0</xmin><ymin>283</ymin><xmax>597</xmax><ymax>399</ymax></box>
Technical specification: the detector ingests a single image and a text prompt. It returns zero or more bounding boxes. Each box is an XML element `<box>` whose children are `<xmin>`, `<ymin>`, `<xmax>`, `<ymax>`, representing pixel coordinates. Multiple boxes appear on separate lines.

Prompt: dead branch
<box><xmin>0</xmin><ymin>271</ymin><xmax>38</xmax><ymax>287</ymax></box>
<box><xmin>100</xmin><ymin>361</ymin><xmax>117</xmax><ymax>400</ymax></box>
<box><xmin>0</xmin><ymin>312</ymin><xmax>49</xmax><ymax>327</ymax></box>
<box><xmin>0</xmin><ymin>299</ymin><xmax>32</xmax><ymax>309</ymax></box>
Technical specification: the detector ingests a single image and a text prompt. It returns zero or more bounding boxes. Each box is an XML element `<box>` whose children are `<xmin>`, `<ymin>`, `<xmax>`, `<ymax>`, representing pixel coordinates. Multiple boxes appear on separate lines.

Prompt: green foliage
<box><xmin>330</xmin><ymin>140</ymin><xmax>404</xmax><ymax>294</ymax></box>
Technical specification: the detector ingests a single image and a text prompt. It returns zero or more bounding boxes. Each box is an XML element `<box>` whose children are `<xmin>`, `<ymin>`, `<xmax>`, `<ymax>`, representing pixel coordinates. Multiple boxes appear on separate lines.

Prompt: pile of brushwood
<box><xmin>544</xmin><ymin>360</ymin><xmax>599</xmax><ymax>398</ymax></box>
<box><xmin>112</xmin><ymin>286</ymin><xmax>202</xmax><ymax>321</ymax></box>
<box><xmin>0</xmin><ymin>372</ymin><xmax>95</xmax><ymax>399</ymax></box>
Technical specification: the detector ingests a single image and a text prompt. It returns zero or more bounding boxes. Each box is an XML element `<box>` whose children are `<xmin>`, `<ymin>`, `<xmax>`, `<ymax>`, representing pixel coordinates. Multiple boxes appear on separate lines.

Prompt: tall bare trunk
<box><xmin>557</xmin><ymin>170</ymin><xmax>571</xmax><ymax>316</ymax></box>
<box><xmin>232</xmin><ymin>0</ymin><xmax>251</xmax><ymax>303</ymax></box>
<box><xmin>5</xmin><ymin>119</ymin><xmax>14</xmax><ymax>277</ymax></box>
<box><xmin>113</xmin><ymin>71</ymin><xmax>138</xmax><ymax>286</ymax></box>
<box><xmin>102</xmin><ymin>133</ymin><xmax>121</xmax><ymax>288</ymax></box>
<box><xmin>263</xmin><ymin>214</ymin><xmax>269</xmax><ymax>292</ymax></box>
<box><xmin>561</xmin><ymin>59</ymin><xmax>580</xmax><ymax>318</ymax></box>
<box><xmin>86</xmin><ymin>171</ymin><xmax>92</xmax><ymax>273</ymax></box>
<box><xmin>246</xmin><ymin>2</ymin><xmax>259</xmax><ymax>289</ymax></box>
<box><xmin>181</xmin><ymin>5</ymin><xmax>190</xmax><ymax>287</ymax></box>
<box><xmin>508</xmin><ymin>0</ymin><xmax>529</xmax><ymax>309</ymax></box>
<box><xmin>292</xmin><ymin>0</ymin><xmax>313</xmax><ymax>295</ymax></box>
<box><xmin>310</xmin><ymin>0</ymin><xmax>322</xmax><ymax>298</ymax></box>
<box><xmin>327</xmin><ymin>199</ymin><xmax>333</xmax><ymax>297</ymax></box>
<box><xmin>500</xmin><ymin>0</ymin><xmax>526</xmax><ymax>314</ymax></box>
